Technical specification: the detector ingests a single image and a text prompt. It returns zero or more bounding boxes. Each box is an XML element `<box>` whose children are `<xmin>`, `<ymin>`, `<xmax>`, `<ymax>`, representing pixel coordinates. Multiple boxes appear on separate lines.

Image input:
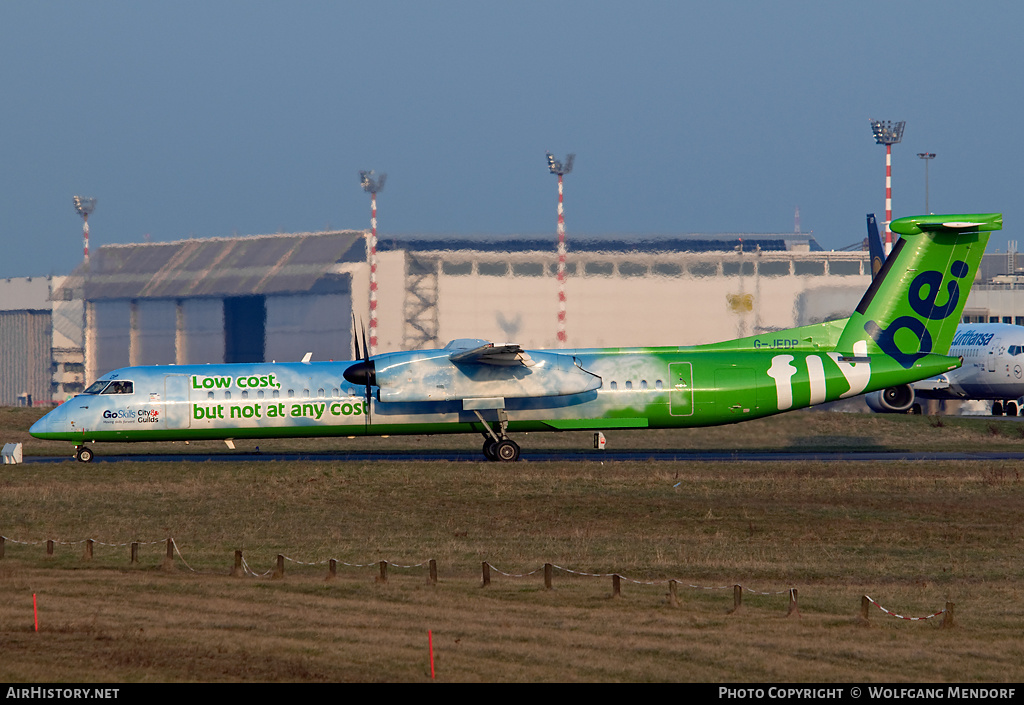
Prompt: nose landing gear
<box><xmin>74</xmin><ymin>445</ymin><xmax>94</xmax><ymax>463</ymax></box>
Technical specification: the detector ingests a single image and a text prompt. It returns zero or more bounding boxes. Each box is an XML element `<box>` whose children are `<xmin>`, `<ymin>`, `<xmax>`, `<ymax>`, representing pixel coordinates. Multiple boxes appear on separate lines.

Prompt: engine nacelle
<box><xmin>865</xmin><ymin>385</ymin><xmax>916</xmax><ymax>413</ymax></box>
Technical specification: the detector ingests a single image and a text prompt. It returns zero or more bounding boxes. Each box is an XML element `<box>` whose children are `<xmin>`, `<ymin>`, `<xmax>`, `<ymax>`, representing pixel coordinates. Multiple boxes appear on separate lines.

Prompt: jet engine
<box><xmin>865</xmin><ymin>385</ymin><xmax>915</xmax><ymax>413</ymax></box>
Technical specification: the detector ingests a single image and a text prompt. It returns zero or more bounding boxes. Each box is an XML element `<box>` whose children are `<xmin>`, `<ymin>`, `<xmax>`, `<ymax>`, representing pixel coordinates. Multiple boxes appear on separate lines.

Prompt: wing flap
<box><xmin>449</xmin><ymin>343</ymin><xmax>536</xmax><ymax>367</ymax></box>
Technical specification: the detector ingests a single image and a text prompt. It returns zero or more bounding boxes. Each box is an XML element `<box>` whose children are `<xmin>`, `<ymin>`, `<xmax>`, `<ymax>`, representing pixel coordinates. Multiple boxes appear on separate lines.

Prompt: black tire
<box><xmin>77</xmin><ymin>447</ymin><xmax>94</xmax><ymax>463</ymax></box>
<box><xmin>495</xmin><ymin>440</ymin><xmax>520</xmax><ymax>462</ymax></box>
<box><xmin>482</xmin><ymin>439</ymin><xmax>498</xmax><ymax>461</ymax></box>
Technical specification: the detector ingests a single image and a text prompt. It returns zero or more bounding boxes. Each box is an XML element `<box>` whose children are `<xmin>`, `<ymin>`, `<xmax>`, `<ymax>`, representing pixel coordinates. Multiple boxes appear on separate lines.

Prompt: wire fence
<box><xmin>0</xmin><ymin>533</ymin><xmax>954</xmax><ymax>626</ymax></box>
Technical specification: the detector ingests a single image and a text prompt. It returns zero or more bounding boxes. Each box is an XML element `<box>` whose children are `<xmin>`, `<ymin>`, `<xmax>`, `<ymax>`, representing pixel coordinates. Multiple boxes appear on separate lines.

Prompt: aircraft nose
<box><xmin>29</xmin><ymin>412</ymin><xmax>53</xmax><ymax>437</ymax></box>
<box><xmin>29</xmin><ymin>404</ymin><xmax>67</xmax><ymax>438</ymax></box>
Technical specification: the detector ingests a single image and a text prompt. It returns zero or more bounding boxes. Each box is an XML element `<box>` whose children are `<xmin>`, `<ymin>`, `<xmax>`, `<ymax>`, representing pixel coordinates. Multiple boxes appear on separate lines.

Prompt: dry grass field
<box><xmin>2</xmin><ymin>407</ymin><xmax>1023</xmax><ymax>682</ymax></box>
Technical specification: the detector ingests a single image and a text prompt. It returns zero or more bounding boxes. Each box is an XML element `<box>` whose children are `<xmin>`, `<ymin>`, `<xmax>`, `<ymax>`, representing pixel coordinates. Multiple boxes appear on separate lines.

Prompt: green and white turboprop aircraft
<box><xmin>31</xmin><ymin>213</ymin><xmax>1001</xmax><ymax>462</ymax></box>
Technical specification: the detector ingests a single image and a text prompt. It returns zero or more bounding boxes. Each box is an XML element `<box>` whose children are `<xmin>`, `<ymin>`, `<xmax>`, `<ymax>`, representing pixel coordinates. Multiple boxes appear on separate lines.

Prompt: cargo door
<box><xmin>715</xmin><ymin>367</ymin><xmax>755</xmax><ymax>416</ymax></box>
<box><xmin>162</xmin><ymin>374</ymin><xmax>191</xmax><ymax>430</ymax></box>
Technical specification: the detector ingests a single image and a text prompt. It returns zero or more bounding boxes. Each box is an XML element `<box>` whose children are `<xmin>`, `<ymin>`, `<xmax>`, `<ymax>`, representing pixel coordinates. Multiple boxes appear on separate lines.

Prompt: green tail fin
<box><xmin>835</xmin><ymin>213</ymin><xmax>1002</xmax><ymax>366</ymax></box>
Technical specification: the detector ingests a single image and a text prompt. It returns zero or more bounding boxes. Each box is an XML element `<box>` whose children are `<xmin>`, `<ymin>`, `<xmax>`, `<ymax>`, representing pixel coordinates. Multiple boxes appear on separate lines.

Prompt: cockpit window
<box><xmin>83</xmin><ymin>380</ymin><xmax>110</xmax><ymax>394</ymax></box>
<box><xmin>1010</xmin><ymin>346</ymin><xmax>1022</xmax><ymax>356</ymax></box>
<box><xmin>100</xmin><ymin>380</ymin><xmax>134</xmax><ymax>395</ymax></box>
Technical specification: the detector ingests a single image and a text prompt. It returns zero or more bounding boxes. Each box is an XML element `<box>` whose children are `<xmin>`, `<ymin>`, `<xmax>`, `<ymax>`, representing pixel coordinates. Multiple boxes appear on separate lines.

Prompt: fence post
<box><xmin>544</xmin><ymin>563</ymin><xmax>553</xmax><ymax>590</ymax></box>
<box><xmin>668</xmin><ymin>580</ymin><xmax>680</xmax><ymax>608</ymax></box>
<box><xmin>943</xmin><ymin>601</ymin><xmax>955</xmax><ymax>629</ymax></box>
<box><xmin>230</xmin><ymin>550</ymin><xmax>243</xmax><ymax>577</ymax></box>
<box><xmin>787</xmin><ymin>588</ymin><xmax>800</xmax><ymax>617</ymax></box>
<box><xmin>162</xmin><ymin>538</ymin><xmax>174</xmax><ymax>571</ymax></box>
<box><xmin>84</xmin><ymin>539</ymin><xmax>94</xmax><ymax>561</ymax></box>
<box><xmin>611</xmin><ymin>574</ymin><xmax>621</xmax><ymax>598</ymax></box>
<box><xmin>428</xmin><ymin>559</ymin><xmax>437</xmax><ymax>585</ymax></box>
<box><xmin>130</xmin><ymin>542</ymin><xmax>139</xmax><ymax>564</ymax></box>
<box><xmin>0</xmin><ymin>535</ymin><xmax>5</xmax><ymax>560</ymax></box>
<box><xmin>327</xmin><ymin>559</ymin><xmax>337</xmax><ymax>581</ymax></box>
<box><xmin>272</xmin><ymin>554</ymin><xmax>285</xmax><ymax>579</ymax></box>
<box><xmin>729</xmin><ymin>585</ymin><xmax>743</xmax><ymax>613</ymax></box>
<box><xmin>47</xmin><ymin>539</ymin><xmax>54</xmax><ymax>557</ymax></box>
<box><xmin>481</xmin><ymin>561</ymin><xmax>491</xmax><ymax>587</ymax></box>
<box><xmin>860</xmin><ymin>595</ymin><xmax>870</xmax><ymax>624</ymax></box>
<box><xmin>377</xmin><ymin>560</ymin><xmax>388</xmax><ymax>584</ymax></box>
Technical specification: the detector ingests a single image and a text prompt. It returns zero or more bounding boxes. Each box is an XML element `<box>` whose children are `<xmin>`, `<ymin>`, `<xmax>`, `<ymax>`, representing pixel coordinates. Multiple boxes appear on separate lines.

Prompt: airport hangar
<box><xmin>6</xmin><ymin>228</ymin><xmax>1024</xmax><ymax>405</ymax></box>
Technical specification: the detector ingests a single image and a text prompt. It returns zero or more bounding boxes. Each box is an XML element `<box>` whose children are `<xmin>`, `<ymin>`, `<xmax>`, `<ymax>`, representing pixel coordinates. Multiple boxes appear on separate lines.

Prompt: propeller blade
<box><xmin>352</xmin><ymin>314</ymin><xmax>362</xmax><ymax>360</ymax></box>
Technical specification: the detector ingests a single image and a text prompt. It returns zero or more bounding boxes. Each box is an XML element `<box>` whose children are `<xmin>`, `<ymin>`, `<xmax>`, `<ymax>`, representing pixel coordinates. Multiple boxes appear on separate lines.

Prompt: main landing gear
<box><xmin>483</xmin><ymin>436</ymin><xmax>521</xmax><ymax>462</ymax></box>
<box><xmin>992</xmin><ymin>400</ymin><xmax>1022</xmax><ymax>416</ymax></box>
<box><xmin>474</xmin><ymin>409</ymin><xmax>521</xmax><ymax>462</ymax></box>
<box><xmin>74</xmin><ymin>445</ymin><xmax>94</xmax><ymax>463</ymax></box>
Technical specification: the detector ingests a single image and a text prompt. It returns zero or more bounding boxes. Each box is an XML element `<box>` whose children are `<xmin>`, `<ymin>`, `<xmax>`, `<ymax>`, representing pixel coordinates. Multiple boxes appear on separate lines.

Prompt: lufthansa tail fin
<box><xmin>836</xmin><ymin>213</ymin><xmax>1001</xmax><ymax>367</ymax></box>
<box><xmin>866</xmin><ymin>214</ymin><xmax>885</xmax><ymax>276</ymax></box>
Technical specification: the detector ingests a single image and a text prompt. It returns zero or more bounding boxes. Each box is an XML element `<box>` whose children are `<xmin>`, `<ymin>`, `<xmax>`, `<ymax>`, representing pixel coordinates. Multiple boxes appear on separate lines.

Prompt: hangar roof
<box><xmin>52</xmin><ymin>228</ymin><xmax>827</xmax><ymax>303</ymax></box>
<box><xmin>378</xmin><ymin>233</ymin><xmax>823</xmax><ymax>254</ymax></box>
<box><xmin>55</xmin><ymin>230</ymin><xmax>365</xmax><ymax>301</ymax></box>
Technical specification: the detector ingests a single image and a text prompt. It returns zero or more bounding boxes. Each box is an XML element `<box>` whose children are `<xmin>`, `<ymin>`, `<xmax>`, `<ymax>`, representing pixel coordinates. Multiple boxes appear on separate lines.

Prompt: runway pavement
<box><xmin>23</xmin><ymin>448</ymin><xmax>1024</xmax><ymax>464</ymax></box>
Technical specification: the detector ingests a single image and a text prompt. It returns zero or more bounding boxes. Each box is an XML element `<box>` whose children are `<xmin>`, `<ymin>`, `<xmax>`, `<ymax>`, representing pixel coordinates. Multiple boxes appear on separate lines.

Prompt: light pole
<box><xmin>546</xmin><ymin>151</ymin><xmax>574</xmax><ymax>348</ymax></box>
<box><xmin>869</xmin><ymin>120</ymin><xmax>905</xmax><ymax>254</ymax></box>
<box><xmin>359</xmin><ymin>170</ymin><xmax>386</xmax><ymax>356</ymax></box>
<box><xmin>73</xmin><ymin>196</ymin><xmax>96</xmax><ymax>265</ymax></box>
<box><xmin>917</xmin><ymin>152</ymin><xmax>935</xmax><ymax>214</ymax></box>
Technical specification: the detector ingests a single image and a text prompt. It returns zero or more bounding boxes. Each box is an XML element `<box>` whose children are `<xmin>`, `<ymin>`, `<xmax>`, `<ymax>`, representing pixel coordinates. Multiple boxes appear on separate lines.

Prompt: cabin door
<box><xmin>669</xmin><ymin>362</ymin><xmax>694</xmax><ymax>416</ymax></box>
<box><xmin>987</xmin><ymin>338</ymin><xmax>1003</xmax><ymax>373</ymax></box>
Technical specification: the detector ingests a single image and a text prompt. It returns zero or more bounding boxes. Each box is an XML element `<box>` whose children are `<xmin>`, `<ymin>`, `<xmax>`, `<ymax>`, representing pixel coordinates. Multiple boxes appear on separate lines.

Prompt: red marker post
<box><xmin>428</xmin><ymin>630</ymin><xmax>435</xmax><ymax>680</ymax></box>
<box><xmin>33</xmin><ymin>593</ymin><xmax>38</xmax><ymax>632</ymax></box>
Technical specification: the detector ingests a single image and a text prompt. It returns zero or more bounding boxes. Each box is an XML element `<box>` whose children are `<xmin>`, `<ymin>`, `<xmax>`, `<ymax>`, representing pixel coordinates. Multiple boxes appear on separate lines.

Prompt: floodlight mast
<box><xmin>359</xmin><ymin>170</ymin><xmax>386</xmax><ymax>356</ymax></box>
<box><xmin>546</xmin><ymin>152</ymin><xmax>574</xmax><ymax>348</ymax></box>
<box><xmin>72</xmin><ymin>196</ymin><xmax>96</xmax><ymax>265</ymax></box>
<box><xmin>917</xmin><ymin>152</ymin><xmax>936</xmax><ymax>214</ymax></box>
<box><xmin>869</xmin><ymin>120</ymin><xmax>905</xmax><ymax>254</ymax></box>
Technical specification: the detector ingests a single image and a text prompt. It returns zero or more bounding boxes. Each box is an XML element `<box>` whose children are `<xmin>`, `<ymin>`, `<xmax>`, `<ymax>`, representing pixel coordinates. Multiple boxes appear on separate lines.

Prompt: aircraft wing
<box><xmin>449</xmin><ymin>343</ymin><xmax>536</xmax><ymax>367</ymax></box>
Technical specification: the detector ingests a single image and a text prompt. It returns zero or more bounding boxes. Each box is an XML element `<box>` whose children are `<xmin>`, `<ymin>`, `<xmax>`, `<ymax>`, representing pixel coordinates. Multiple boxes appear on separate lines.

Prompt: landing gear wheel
<box><xmin>482</xmin><ymin>438</ymin><xmax>498</xmax><ymax>461</ymax></box>
<box><xmin>494</xmin><ymin>439</ymin><xmax>521</xmax><ymax>462</ymax></box>
<box><xmin>1007</xmin><ymin>401</ymin><xmax>1018</xmax><ymax>417</ymax></box>
<box><xmin>75</xmin><ymin>446</ymin><xmax>94</xmax><ymax>463</ymax></box>
<box><xmin>993</xmin><ymin>401</ymin><xmax>1004</xmax><ymax>416</ymax></box>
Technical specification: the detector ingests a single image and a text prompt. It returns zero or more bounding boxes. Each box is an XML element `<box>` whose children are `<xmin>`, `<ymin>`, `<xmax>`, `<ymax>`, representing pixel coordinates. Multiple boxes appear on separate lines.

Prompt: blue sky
<box><xmin>2</xmin><ymin>1</ymin><xmax>1021</xmax><ymax>279</ymax></box>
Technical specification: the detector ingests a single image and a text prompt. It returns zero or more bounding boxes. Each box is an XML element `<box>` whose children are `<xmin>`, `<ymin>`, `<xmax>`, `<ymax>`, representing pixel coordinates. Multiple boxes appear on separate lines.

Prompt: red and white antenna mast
<box><xmin>359</xmin><ymin>170</ymin><xmax>386</xmax><ymax>356</ymax></box>
<box><xmin>870</xmin><ymin>120</ymin><xmax>905</xmax><ymax>255</ymax></box>
<box><xmin>73</xmin><ymin>196</ymin><xmax>96</xmax><ymax>265</ymax></box>
<box><xmin>546</xmin><ymin>151</ymin><xmax>574</xmax><ymax>348</ymax></box>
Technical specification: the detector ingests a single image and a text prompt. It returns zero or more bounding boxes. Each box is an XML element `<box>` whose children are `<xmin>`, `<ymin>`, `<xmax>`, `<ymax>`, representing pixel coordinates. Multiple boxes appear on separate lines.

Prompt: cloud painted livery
<box><xmin>31</xmin><ymin>213</ymin><xmax>1002</xmax><ymax>462</ymax></box>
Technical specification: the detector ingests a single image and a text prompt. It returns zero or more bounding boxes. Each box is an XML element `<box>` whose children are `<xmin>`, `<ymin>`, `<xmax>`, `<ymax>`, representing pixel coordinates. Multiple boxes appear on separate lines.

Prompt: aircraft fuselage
<box><xmin>31</xmin><ymin>343</ymin><xmax>959</xmax><ymax>444</ymax></box>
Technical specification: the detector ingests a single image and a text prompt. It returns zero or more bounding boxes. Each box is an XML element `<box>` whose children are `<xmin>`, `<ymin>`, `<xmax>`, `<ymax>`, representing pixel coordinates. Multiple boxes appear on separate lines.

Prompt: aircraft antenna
<box><xmin>546</xmin><ymin>152</ymin><xmax>574</xmax><ymax>348</ymax></box>
<box><xmin>72</xmin><ymin>196</ymin><xmax>96</xmax><ymax>265</ymax></box>
<box><xmin>359</xmin><ymin>170</ymin><xmax>386</xmax><ymax>356</ymax></box>
<box><xmin>869</xmin><ymin>120</ymin><xmax>905</xmax><ymax>255</ymax></box>
<box><xmin>917</xmin><ymin>152</ymin><xmax>936</xmax><ymax>214</ymax></box>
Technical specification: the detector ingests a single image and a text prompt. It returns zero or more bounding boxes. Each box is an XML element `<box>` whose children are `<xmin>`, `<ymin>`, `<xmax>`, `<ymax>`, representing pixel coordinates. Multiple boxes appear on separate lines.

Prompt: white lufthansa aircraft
<box><xmin>866</xmin><ymin>321</ymin><xmax>1024</xmax><ymax>415</ymax></box>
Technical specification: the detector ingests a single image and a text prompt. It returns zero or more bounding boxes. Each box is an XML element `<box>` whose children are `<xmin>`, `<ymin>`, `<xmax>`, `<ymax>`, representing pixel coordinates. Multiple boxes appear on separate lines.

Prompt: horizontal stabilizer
<box><xmin>891</xmin><ymin>213</ymin><xmax>1002</xmax><ymax>236</ymax></box>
